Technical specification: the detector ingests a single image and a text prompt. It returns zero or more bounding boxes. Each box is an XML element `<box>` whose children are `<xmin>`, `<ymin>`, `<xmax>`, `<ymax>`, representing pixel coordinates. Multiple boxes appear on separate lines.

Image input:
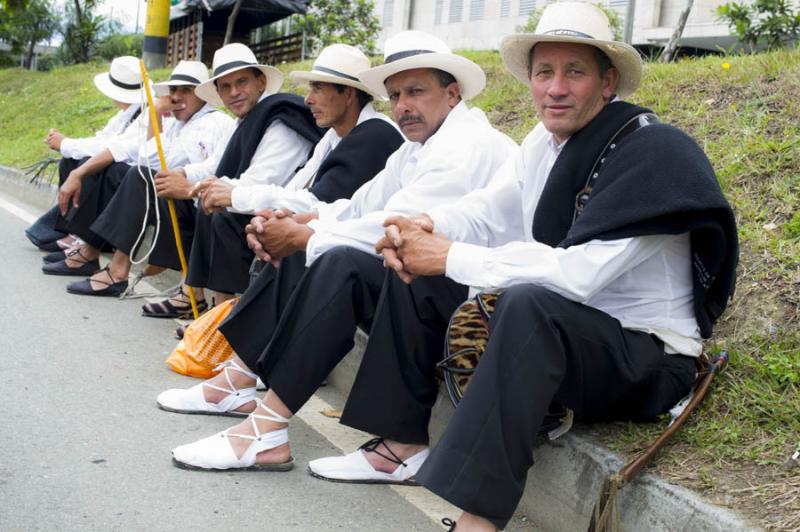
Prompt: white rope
<box><xmin>129</xmin><ymin>89</ymin><xmax>162</xmax><ymax>266</ymax></box>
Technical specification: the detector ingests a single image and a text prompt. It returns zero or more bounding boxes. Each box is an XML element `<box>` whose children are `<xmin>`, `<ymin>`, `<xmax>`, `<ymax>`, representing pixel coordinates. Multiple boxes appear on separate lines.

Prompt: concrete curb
<box><xmin>1</xmin><ymin>166</ymin><xmax>757</xmax><ymax>532</ymax></box>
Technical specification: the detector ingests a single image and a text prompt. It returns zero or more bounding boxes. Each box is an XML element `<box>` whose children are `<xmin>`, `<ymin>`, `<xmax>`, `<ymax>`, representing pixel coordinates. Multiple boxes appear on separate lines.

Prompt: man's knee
<box><xmin>495</xmin><ymin>284</ymin><xmax>568</xmax><ymax>319</ymax></box>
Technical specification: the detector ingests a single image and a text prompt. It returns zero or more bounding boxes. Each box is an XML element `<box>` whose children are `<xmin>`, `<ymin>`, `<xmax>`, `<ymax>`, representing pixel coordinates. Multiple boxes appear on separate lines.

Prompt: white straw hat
<box><xmin>359</xmin><ymin>30</ymin><xmax>486</xmax><ymax>100</ymax></box>
<box><xmin>289</xmin><ymin>44</ymin><xmax>379</xmax><ymax>98</ymax></box>
<box><xmin>153</xmin><ymin>61</ymin><xmax>210</xmax><ymax>97</ymax></box>
<box><xmin>195</xmin><ymin>43</ymin><xmax>283</xmax><ymax>108</ymax></box>
<box><xmin>93</xmin><ymin>56</ymin><xmax>145</xmax><ymax>105</ymax></box>
<box><xmin>500</xmin><ymin>2</ymin><xmax>642</xmax><ymax>97</ymax></box>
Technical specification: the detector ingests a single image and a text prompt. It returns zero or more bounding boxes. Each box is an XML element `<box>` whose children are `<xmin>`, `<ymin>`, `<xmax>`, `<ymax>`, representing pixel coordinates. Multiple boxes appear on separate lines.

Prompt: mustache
<box><xmin>398</xmin><ymin>115</ymin><xmax>424</xmax><ymax>127</ymax></box>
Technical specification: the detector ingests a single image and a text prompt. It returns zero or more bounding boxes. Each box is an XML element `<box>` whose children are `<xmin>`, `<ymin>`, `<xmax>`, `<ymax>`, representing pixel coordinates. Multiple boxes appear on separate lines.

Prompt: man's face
<box><xmin>170</xmin><ymin>85</ymin><xmax>205</xmax><ymax>122</ymax></box>
<box><xmin>215</xmin><ymin>68</ymin><xmax>267</xmax><ymax>118</ymax></box>
<box><xmin>304</xmin><ymin>81</ymin><xmax>350</xmax><ymax>129</ymax></box>
<box><xmin>528</xmin><ymin>42</ymin><xmax>619</xmax><ymax>143</ymax></box>
<box><xmin>384</xmin><ymin>68</ymin><xmax>460</xmax><ymax>143</ymax></box>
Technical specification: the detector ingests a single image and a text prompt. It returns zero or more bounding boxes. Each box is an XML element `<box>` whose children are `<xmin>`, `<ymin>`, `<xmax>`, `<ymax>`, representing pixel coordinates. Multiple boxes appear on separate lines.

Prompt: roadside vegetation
<box><xmin>0</xmin><ymin>48</ymin><xmax>797</xmax><ymax>529</ymax></box>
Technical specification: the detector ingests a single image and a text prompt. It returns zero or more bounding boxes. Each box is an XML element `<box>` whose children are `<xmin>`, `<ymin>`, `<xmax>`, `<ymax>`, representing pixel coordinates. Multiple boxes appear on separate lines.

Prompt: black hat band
<box><xmin>109</xmin><ymin>74</ymin><xmax>142</xmax><ymax>90</ymax></box>
<box><xmin>384</xmin><ymin>49</ymin><xmax>436</xmax><ymax>64</ymax></box>
<box><xmin>312</xmin><ymin>65</ymin><xmax>360</xmax><ymax>82</ymax></box>
<box><xmin>213</xmin><ymin>60</ymin><xmax>257</xmax><ymax>77</ymax></box>
<box><xmin>170</xmin><ymin>73</ymin><xmax>201</xmax><ymax>84</ymax></box>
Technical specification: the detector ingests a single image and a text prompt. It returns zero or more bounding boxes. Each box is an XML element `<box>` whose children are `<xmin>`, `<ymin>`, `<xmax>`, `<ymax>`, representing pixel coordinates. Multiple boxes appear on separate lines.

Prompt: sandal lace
<box><xmin>224</xmin><ymin>402</ymin><xmax>290</xmax><ymax>449</ymax></box>
<box><xmin>203</xmin><ymin>359</ymin><xmax>258</xmax><ymax>397</ymax></box>
<box><xmin>441</xmin><ymin>518</ymin><xmax>456</xmax><ymax>531</ymax></box>
<box><xmin>359</xmin><ymin>437</ymin><xmax>408</xmax><ymax>467</ymax></box>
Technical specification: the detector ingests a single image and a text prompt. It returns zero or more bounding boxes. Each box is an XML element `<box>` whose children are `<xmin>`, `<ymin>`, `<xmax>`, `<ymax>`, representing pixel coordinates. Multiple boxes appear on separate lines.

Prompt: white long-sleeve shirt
<box><xmin>304</xmin><ymin>101</ymin><xmax>518</xmax><ymax>265</ymax></box>
<box><xmin>135</xmin><ymin>105</ymin><xmax>233</xmax><ymax>169</ymax></box>
<box><xmin>106</xmin><ymin>109</ymin><xmax>152</xmax><ymax>165</ymax></box>
<box><xmin>229</xmin><ymin>104</ymin><xmax>398</xmax><ymax>213</ymax></box>
<box><xmin>59</xmin><ymin>104</ymin><xmax>141</xmax><ymax>160</ymax></box>
<box><xmin>181</xmin><ymin>93</ymin><xmax>312</xmax><ymax>187</ymax></box>
<box><xmin>429</xmin><ymin>121</ymin><xmax>702</xmax><ymax>356</ymax></box>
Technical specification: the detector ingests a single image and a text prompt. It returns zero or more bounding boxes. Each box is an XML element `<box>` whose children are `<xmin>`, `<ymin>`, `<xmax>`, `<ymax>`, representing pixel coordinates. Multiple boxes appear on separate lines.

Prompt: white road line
<box><xmin>2</xmin><ymin>192</ymin><xmax>454</xmax><ymax>527</ymax></box>
<box><xmin>0</xmin><ymin>193</ymin><xmax>38</xmax><ymax>225</ymax></box>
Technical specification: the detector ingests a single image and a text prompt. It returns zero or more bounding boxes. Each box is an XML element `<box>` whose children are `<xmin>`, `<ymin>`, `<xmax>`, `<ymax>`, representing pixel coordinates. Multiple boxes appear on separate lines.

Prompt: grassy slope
<box><xmin>0</xmin><ymin>52</ymin><xmax>798</xmax><ymax>528</ymax></box>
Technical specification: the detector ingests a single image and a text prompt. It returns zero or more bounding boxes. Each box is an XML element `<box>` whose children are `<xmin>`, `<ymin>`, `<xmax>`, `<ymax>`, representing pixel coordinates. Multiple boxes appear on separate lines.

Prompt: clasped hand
<box><xmin>375</xmin><ymin>214</ymin><xmax>452</xmax><ymax>284</ymax></box>
<box><xmin>244</xmin><ymin>209</ymin><xmax>313</xmax><ymax>267</ymax></box>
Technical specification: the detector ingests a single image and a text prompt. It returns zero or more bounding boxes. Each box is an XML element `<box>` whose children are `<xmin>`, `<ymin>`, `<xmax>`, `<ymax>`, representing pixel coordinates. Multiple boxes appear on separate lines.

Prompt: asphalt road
<box><xmin>0</xmin><ymin>204</ymin><xmax>440</xmax><ymax>532</ymax></box>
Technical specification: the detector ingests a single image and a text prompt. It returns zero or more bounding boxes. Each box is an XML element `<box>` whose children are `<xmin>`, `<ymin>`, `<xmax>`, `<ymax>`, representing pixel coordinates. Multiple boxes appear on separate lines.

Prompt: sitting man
<box><xmin>59</xmin><ymin>60</ymin><xmax>233</xmax><ymax>297</ymax></box>
<box><xmin>42</xmin><ymin>56</ymin><xmax>154</xmax><ymax>277</ymax></box>
<box><xmin>159</xmin><ymin>31</ymin><xmax>517</xmax><ymax>474</ymax></box>
<box><xmin>362</xmin><ymin>4</ymin><xmax>735</xmax><ymax>530</ymax></box>
<box><xmin>143</xmin><ymin>43</ymin><xmax>322</xmax><ymax>316</ymax></box>
<box><xmin>28</xmin><ymin>55</ymin><xmax>144</xmax><ymax>252</ymax></box>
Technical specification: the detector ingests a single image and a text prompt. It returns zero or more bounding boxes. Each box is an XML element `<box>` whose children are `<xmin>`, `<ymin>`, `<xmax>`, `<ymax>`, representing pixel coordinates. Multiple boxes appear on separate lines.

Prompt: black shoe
<box><xmin>42</xmin><ymin>258</ymin><xmax>100</xmax><ymax>276</ymax></box>
<box><xmin>66</xmin><ymin>276</ymin><xmax>128</xmax><ymax>297</ymax></box>
<box><xmin>42</xmin><ymin>250</ymin><xmax>67</xmax><ymax>263</ymax></box>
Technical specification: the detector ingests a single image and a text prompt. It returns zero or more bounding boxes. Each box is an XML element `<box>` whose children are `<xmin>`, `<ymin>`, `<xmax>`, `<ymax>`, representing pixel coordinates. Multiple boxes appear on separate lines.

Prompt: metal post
<box><xmin>143</xmin><ymin>0</ymin><xmax>171</xmax><ymax>69</ymax></box>
<box><xmin>624</xmin><ymin>0</ymin><xmax>636</xmax><ymax>44</ymax></box>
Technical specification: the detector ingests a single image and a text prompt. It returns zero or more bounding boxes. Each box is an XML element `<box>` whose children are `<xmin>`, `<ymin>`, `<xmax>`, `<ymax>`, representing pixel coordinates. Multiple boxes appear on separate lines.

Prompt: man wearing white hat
<box><xmin>58</xmin><ymin>61</ymin><xmax>233</xmax><ymax>297</ymax></box>
<box><xmin>367</xmin><ymin>3</ymin><xmax>738</xmax><ymax>529</ymax></box>
<box><xmin>157</xmin><ymin>43</ymin><xmax>403</xmax><ymax>414</ymax></box>
<box><xmin>164</xmin><ymin>31</ymin><xmax>517</xmax><ymax>475</ymax></box>
<box><xmin>28</xmin><ymin>55</ymin><xmax>146</xmax><ymax>252</ymax></box>
<box><xmin>148</xmin><ymin>43</ymin><xmax>321</xmax><ymax>314</ymax></box>
<box><xmin>42</xmin><ymin>56</ymin><xmax>158</xmax><ymax>277</ymax></box>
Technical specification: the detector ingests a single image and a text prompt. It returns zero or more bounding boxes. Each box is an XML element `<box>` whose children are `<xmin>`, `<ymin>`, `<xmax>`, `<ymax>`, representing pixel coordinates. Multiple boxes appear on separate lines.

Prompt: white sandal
<box><xmin>157</xmin><ymin>359</ymin><xmax>259</xmax><ymax>417</ymax></box>
<box><xmin>171</xmin><ymin>403</ymin><xmax>294</xmax><ymax>471</ymax></box>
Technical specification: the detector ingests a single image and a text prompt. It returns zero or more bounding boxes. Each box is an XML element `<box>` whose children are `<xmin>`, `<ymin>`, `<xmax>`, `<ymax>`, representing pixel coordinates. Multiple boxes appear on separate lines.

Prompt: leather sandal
<box><xmin>171</xmin><ymin>402</ymin><xmax>294</xmax><ymax>471</ymax></box>
<box><xmin>42</xmin><ymin>249</ymin><xmax>67</xmax><ymax>263</ymax></box>
<box><xmin>307</xmin><ymin>438</ymin><xmax>428</xmax><ymax>485</ymax></box>
<box><xmin>41</xmin><ymin>248</ymin><xmax>101</xmax><ymax>276</ymax></box>
<box><xmin>66</xmin><ymin>267</ymin><xmax>128</xmax><ymax>297</ymax></box>
<box><xmin>157</xmin><ymin>359</ymin><xmax>259</xmax><ymax>417</ymax></box>
<box><xmin>142</xmin><ymin>290</ymin><xmax>207</xmax><ymax>319</ymax></box>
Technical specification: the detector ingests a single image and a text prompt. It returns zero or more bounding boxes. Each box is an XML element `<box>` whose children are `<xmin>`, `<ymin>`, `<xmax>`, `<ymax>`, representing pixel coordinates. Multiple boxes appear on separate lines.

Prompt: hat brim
<box><xmin>358</xmin><ymin>53</ymin><xmax>486</xmax><ymax>101</ymax></box>
<box><xmin>153</xmin><ymin>79</ymin><xmax>200</xmax><ymax>97</ymax></box>
<box><xmin>289</xmin><ymin>70</ymin><xmax>382</xmax><ymax>100</ymax></box>
<box><xmin>194</xmin><ymin>64</ymin><xmax>283</xmax><ymax>108</ymax></box>
<box><xmin>499</xmin><ymin>34</ymin><xmax>642</xmax><ymax>98</ymax></box>
<box><xmin>93</xmin><ymin>72</ymin><xmax>145</xmax><ymax>104</ymax></box>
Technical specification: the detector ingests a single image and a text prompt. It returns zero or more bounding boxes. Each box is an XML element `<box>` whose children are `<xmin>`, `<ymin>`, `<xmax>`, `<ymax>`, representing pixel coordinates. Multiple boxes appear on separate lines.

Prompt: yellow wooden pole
<box><xmin>139</xmin><ymin>59</ymin><xmax>199</xmax><ymax>320</ymax></box>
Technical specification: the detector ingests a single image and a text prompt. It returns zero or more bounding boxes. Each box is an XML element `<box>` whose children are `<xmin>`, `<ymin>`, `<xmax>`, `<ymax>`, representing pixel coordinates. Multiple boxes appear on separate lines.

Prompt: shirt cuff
<box><xmin>230</xmin><ymin>186</ymin><xmax>251</xmax><ymax>212</ymax></box>
<box><xmin>445</xmin><ymin>242</ymin><xmax>491</xmax><ymax>287</ymax></box>
<box><xmin>428</xmin><ymin>211</ymin><xmax>452</xmax><ymax>239</ymax></box>
<box><xmin>59</xmin><ymin>138</ymin><xmax>75</xmax><ymax>158</ymax></box>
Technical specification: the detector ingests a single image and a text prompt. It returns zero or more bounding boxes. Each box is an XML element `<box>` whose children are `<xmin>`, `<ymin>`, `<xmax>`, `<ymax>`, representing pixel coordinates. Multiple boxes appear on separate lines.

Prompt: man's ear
<box><xmin>602</xmin><ymin>67</ymin><xmax>620</xmax><ymax>101</ymax></box>
<box><xmin>446</xmin><ymin>81</ymin><xmax>462</xmax><ymax>107</ymax></box>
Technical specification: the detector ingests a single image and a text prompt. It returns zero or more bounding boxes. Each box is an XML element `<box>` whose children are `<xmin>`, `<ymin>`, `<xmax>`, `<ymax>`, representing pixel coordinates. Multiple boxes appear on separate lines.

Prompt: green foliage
<box><xmin>0</xmin><ymin>50</ymin><xmax>16</xmax><ymax>68</ymax></box>
<box><xmin>0</xmin><ymin>0</ymin><xmax>60</xmax><ymax>69</ymax></box>
<box><xmin>717</xmin><ymin>0</ymin><xmax>800</xmax><ymax>51</ymax></box>
<box><xmin>94</xmin><ymin>33</ymin><xmax>144</xmax><ymax>62</ymax></box>
<box><xmin>298</xmin><ymin>0</ymin><xmax>381</xmax><ymax>56</ymax></box>
<box><xmin>58</xmin><ymin>0</ymin><xmax>102</xmax><ymax>65</ymax></box>
<box><xmin>516</xmin><ymin>3</ymin><xmax>623</xmax><ymax>40</ymax></box>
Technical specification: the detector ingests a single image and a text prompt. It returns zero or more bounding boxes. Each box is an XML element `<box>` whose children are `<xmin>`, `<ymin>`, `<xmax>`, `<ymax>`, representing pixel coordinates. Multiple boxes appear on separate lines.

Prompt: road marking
<box><xmin>1</xmin><ymin>194</ymin><xmax>455</xmax><ymax>528</ymax></box>
<box><xmin>0</xmin><ymin>193</ymin><xmax>38</xmax><ymax>225</ymax></box>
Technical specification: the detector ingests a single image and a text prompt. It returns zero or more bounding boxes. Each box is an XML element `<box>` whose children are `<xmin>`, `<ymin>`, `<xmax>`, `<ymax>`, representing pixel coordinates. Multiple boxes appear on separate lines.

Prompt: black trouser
<box><xmin>218</xmin><ymin>252</ymin><xmax>308</xmax><ymax>369</ymax></box>
<box><xmin>91</xmin><ymin>167</ymin><xmax>196</xmax><ymax>271</ymax></box>
<box><xmin>252</xmin><ymin>247</ymin><xmax>467</xmax><ymax>444</ymax></box>
<box><xmin>414</xmin><ymin>284</ymin><xmax>697</xmax><ymax>529</ymax></box>
<box><xmin>54</xmin><ymin>161</ymin><xmax>132</xmax><ymax>249</ymax></box>
<box><xmin>186</xmin><ymin>210</ymin><xmax>253</xmax><ymax>294</ymax></box>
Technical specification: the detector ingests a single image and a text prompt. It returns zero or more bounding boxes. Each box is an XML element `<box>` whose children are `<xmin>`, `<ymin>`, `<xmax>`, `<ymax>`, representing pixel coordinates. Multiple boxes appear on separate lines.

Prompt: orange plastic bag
<box><xmin>165</xmin><ymin>298</ymin><xmax>238</xmax><ymax>378</ymax></box>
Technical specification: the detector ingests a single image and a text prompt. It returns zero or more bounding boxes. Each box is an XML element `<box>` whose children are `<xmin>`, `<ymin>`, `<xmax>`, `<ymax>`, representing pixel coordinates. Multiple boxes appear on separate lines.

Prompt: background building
<box><xmin>373</xmin><ymin>0</ymin><xmax>756</xmax><ymax>53</ymax></box>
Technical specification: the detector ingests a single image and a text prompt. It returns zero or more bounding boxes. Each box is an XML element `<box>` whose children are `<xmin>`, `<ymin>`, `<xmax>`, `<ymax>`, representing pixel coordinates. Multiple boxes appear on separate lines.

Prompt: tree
<box><xmin>59</xmin><ymin>0</ymin><xmax>102</xmax><ymax>64</ymax></box>
<box><xmin>517</xmin><ymin>3</ymin><xmax>624</xmax><ymax>40</ymax></box>
<box><xmin>660</xmin><ymin>0</ymin><xmax>694</xmax><ymax>62</ymax></box>
<box><xmin>0</xmin><ymin>0</ymin><xmax>60</xmax><ymax>69</ymax></box>
<box><xmin>717</xmin><ymin>0</ymin><xmax>800</xmax><ymax>51</ymax></box>
<box><xmin>298</xmin><ymin>0</ymin><xmax>381</xmax><ymax>56</ymax></box>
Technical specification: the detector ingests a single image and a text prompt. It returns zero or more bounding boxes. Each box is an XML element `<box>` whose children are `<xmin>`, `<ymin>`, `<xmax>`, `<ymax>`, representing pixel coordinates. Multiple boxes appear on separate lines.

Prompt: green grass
<box><xmin>1</xmin><ymin>49</ymin><xmax>798</xmax><ymax>527</ymax></box>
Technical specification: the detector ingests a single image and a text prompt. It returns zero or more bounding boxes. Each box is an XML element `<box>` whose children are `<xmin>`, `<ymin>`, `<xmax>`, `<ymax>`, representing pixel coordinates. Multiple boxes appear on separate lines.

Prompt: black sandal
<box><xmin>66</xmin><ymin>267</ymin><xmax>128</xmax><ymax>297</ymax></box>
<box><xmin>142</xmin><ymin>290</ymin><xmax>207</xmax><ymax>319</ymax></box>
